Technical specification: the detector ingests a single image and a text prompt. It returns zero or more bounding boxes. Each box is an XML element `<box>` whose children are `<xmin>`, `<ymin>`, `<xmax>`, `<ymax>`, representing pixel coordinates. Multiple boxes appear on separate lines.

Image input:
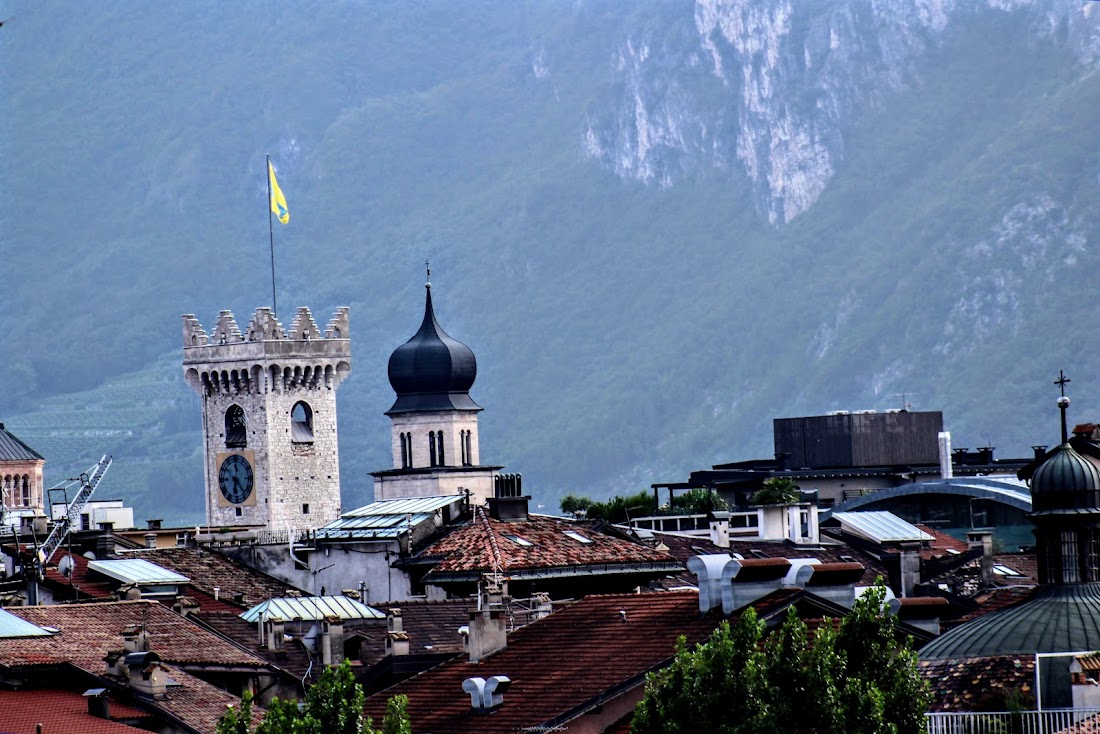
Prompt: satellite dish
<box><xmin>82</xmin><ymin>551</ymin><xmax>97</xmax><ymax>560</ymax></box>
<box><xmin>58</xmin><ymin>555</ymin><xmax>74</xmax><ymax>578</ymax></box>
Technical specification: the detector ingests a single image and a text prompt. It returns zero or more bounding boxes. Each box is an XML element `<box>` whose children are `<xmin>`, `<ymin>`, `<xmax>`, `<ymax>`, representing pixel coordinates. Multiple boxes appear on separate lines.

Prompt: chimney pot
<box><xmin>83</xmin><ymin>688</ymin><xmax>110</xmax><ymax>719</ymax></box>
<box><xmin>143</xmin><ymin>533</ymin><xmax>157</xmax><ymax>549</ymax></box>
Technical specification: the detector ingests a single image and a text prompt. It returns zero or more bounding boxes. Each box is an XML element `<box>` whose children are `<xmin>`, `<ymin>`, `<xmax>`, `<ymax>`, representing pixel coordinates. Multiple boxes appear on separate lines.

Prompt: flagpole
<box><xmin>266</xmin><ymin>153</ymin><xmax>278</xmax><ymax>320</ymax></box>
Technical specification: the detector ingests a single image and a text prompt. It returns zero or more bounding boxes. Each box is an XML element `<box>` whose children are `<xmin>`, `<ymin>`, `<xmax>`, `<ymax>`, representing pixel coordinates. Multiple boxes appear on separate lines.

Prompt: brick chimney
<box><xmin>967</xmin><ymin>530</ymin><xmax>994</xmax><ymax>588</ymax></box>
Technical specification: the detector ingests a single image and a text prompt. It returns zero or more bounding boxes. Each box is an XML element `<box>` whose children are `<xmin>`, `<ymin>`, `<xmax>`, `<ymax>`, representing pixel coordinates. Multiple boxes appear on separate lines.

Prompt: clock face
<box><xmin>218</xmin><ymin>454</ymin><xmax>254</xmax><ymax>504</ymax></box>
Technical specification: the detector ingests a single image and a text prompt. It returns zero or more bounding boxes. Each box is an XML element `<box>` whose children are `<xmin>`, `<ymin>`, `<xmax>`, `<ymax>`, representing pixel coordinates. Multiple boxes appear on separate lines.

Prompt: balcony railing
<box><xmin>926</xmin><ymin>708</ymin><xmax>1100</xmax><ymax>734</ymax></box>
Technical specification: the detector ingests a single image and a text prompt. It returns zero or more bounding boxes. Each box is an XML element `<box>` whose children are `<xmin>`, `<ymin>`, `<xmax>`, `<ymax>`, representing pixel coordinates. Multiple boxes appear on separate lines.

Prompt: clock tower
<box><xmin>182</xmin><ymin>306</ymin><xmax>351</xmax><ymax>531</ymax></box>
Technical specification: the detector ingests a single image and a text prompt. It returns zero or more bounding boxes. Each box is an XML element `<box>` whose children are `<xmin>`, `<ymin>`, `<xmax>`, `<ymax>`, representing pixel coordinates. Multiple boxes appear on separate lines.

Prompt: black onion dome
<box><xmin>386</xmin><ymin>285</ymin><xmax>481</xmax><ymax>415</ymax></box>
<box><xmin>1030</xmin><ymin>443</ymin><xmax>1100</xmax><ymax>514</ymax></box>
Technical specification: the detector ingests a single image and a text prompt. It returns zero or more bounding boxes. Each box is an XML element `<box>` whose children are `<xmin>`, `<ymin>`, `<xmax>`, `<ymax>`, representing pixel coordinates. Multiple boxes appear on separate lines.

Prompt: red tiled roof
<box><xmin>916</xmin><ymin>525</ymin><xmax>970</xmax><ymax>559</ymax></box>
<box><xmin>0</xmin><ymin>688</ymin><xmax>153</xmax><ymax>734</ymax></box>
<box><xmin>43</xmin><ymin>550</ymin><xmax>115</xmax><ymax>601</ymax></box>
<box><xmin>651</xmin><ymin>531</ymin><xmax>887</xmax><ymax>586</ymax></box>
<box><xmin>362</xmin><ymin>591</ymin><xmax>719</xmax><ymax>734</ymax></box>
<box><xmin>416</xmin><ymin>509</ymin><xmax>680</xmax><ymax>579</ymax></box>
<box><xmin>121</xmin><ymin>546</ymin><xmax>306</xmax><ymax>609</ymax></box>
<box><xmin>1</xmin><ymin>600</ymin><xmax>273</xmax><ymax>670</ymax></box>
<box><xmin>920</xmin><ymin>655</ymin><xmax>1035</xmax><ymax>712</ymax></box>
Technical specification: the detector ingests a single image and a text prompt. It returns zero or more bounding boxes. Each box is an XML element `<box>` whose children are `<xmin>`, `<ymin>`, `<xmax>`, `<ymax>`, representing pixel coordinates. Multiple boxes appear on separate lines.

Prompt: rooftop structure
<box><xmin>240</xmin><ymin>595</ymin><xmax>385</xmax><ymax>623</ymax></box>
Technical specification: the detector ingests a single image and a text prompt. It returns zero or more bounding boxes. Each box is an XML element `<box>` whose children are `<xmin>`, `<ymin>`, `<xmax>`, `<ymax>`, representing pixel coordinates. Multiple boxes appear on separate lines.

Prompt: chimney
<box><xmin>468</xmin><ymin>576</ymin><xmax>508</xmax><ymax>662</ymax></box>
<box><xmin>722</xmin><ymin>558</ymin><xmax>791</xmax><ymax>614</ymax></box>
<box><xmin>462</xmin><ymin>675</ymin><xmax>511</xmax><ymax>712</ymax></box>
<box><xmin>977</xmin><ymin>446</ymin><xmax>994</xmax><ymax>465</ymax></box>
<box><xmin>967</xmin><ymin>531</ymin><xmax>994</xmax><ymax>588</ymax></box>
<box><xmin>172</xmin><ymin>596</ymin><xmax>200</xmax><ymax>619</ymax></box>
<box><xmin>126</xmin><ymin>652</ymin><xmax>167</xmax><ymax>699</ymax></box>
<box><xmin>83</xmin><ymin>688</ymin><xmax>110</xmax><ymax>719</ymax></box>
<box><xmin>385</xmin><ymin>608</ymin><xmax>410</xmax><ymax>656</ymax></box>
<box><xmin>686</xmin><ymin>554</ymin><xmax>733</xmax><ymax>613</ymax></box>
<box><xmin>146</xmin><ymin>519</ymin><xmax>163</xmax><ymax>530</ymax></box>
<box><xmin>794</xmin><ymin>562</ymin><xmax>866</xmax><ymax>608</ymax></box>
<box><xmin>321</xmin><ymin>616</ymin><xmax>344</xmax><ymax>667</ymax></box>
<box><xmin>898</xmin><ymin>542</ymin><xmax>921</xmax><ymax>598</ymax></box>
<box><xmin>709</xmin><ymin>512</ymin><xmax>731</xmax><ymax>549</ymax></box>
<box><xmin>488</xmin><ymin>475</ymin><xmax>529</xmax><ymax>521</ymax></box>
<box><xmin>1033</xmin><ymin>445</ymin><xmax>1048</xmax><ymax>460</ymax></box>
<box><xmin>96</xmin><ymin>531</ymin><xmax>113</xmax><ymax>559</ymax></box>
<box><xmin>264</xmin><ymin>616</ymin><xmax>285</xmax><ymax>651</ymax></box>
<box><xmin>143</xmin><ymin>533</ymin><xmax>157</xmax><ymax>549</ymax></box>
<box><xmin>938</xmin><ymin>432</ymin><xmax>953</xmax><ymax>479</ymax></box>
<box><xmin>895</xmin><ymin>597</ymin><xmax>949</xmax><ymax>636</ymax></box>
<box><xmin>121</xmin><ymin>624</ymin><xmax>149</xmax><ymax>653</ymax></box>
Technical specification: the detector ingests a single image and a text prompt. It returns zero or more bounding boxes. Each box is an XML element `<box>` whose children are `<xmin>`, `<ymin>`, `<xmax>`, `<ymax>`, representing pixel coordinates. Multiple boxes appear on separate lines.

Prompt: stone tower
<box><xmin>182</xmin><ymin>306</ymin><xmax>351</xmax><ymax>530</ymax></box>
<box><xmin>371</xmin><ymin>282</ymin><xmax>499</xmax><ymax>505</ymax></box>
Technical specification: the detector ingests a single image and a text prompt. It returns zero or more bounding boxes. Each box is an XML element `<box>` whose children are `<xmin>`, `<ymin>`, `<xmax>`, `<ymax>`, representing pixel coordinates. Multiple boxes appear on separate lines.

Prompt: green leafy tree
<box><xmin>751</xmin><ymin>477</ymin><xmax>801</xmax><ymax>505</ymax></box>
<box><xmin>631</xmin><ymin>582</ymin><xmax>931</xmax><ymax>734</ymax></box>
<box><xmin>217</xmin><ymin>661</ymin><xmax>410</xmax><ymax>734</ymax></box>
<box><xmin>669</xmin><ymin>488</ymin><xmax>727</xmax><ymax>515</ymax></box>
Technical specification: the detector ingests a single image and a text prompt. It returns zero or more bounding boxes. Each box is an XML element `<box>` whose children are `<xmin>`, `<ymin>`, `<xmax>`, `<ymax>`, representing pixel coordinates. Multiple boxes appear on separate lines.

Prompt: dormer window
<box><xmin>225</xmin><ymin>405</ymin><xmax>247</xmax><ymax>448</ymax></box>
<box><xmin>291</xmin><ymin>402</ymin><xmax>314</xmax><ymax>443</ymax></box>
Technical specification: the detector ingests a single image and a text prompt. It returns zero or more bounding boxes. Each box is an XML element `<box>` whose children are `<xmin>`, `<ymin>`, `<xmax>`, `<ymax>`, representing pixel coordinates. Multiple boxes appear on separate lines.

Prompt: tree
<box><xmin>217</xmin><ymin>661</ymin><xmax>411</xmax><ymax>734</ymax></box>
<box><xmin>751</xmin><ymin>477</ymin><xmax>801</xmax><ymax>505</ymax></box>
<box><xmin>631</xmin><ymin>583</ymin><xmax>931</xmax><ymax>734</ymax></box>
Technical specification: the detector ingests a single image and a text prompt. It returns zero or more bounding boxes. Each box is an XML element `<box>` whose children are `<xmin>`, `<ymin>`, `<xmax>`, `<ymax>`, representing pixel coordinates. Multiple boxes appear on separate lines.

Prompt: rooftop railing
<box><xmin>926</xmin><ymin>708</ymin><xmax>1100</xmax><ymax>734</ymax></box>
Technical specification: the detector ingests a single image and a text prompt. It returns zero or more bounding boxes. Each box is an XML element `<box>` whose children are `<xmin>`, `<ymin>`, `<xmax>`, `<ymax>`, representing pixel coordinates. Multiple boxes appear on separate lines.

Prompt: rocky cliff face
<box><xmin>586</xmin><ymin>0</ymin><xmax>1100</xmax><ymax>225</ymax></box>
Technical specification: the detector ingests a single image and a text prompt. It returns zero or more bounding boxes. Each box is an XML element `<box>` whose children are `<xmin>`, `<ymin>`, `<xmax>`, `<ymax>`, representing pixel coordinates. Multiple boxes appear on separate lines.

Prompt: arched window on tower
<box><xmin>291</xmin><ymin>402</ymin><xmax>314</xmax><ymax>443</ymax></box>
<box><xmin>21</xmin><ymin>476</ymin><xmax>30</xmax><ymax>507</ymax></box>
<box><xmin>464</xmin><ymin>430</ymin><xmax>472</xmax><ymax>467</ymax></box>
<box><xmin>436</xmin><ymin>431</ymin><xmax>445</xmax><ymax>466</ymax></box>
<box><xmin>460</xmin><ymin>430</ymin><xmax>467</xmax><ymax>466</ymax></box>
<box><xmin>400</xmin><ymin>432</ymin><xmax>410</xmax><ymax>469</ymax></box>
<box><xmin>428</xmin><ymin>433</ymin><xmax>437</xmax><ymax>467</ymax></box>
<box><xmin>225</xmin><ymin>405</ymin><xmax>247</xmax><ymax>448</ymax></box>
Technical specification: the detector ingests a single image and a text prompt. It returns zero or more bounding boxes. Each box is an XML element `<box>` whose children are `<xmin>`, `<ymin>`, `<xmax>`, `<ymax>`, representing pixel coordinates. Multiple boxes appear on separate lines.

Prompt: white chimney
<box><xmin>462</xmin><ymin>675</ymin><xmax>511</xmax><ymax>712</ymax></box>
<box><xmin>938</xmin><ymin>432</ymin><xmax>953</xmax><ymax>479</ymax></box>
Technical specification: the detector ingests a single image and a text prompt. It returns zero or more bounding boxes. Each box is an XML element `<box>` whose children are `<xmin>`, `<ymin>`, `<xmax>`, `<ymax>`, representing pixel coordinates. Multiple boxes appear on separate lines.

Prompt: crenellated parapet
<box><xmin>182</xmin><ymin>307</ymin><xmax>351</xmax><ymax>397</ymax></box>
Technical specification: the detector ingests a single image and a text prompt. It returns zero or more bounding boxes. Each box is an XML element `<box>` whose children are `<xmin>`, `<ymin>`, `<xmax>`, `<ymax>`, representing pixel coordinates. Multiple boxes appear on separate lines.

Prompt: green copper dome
<box><xmin>1030</xmin><ymin>443</ymin><xmax>1100</xmax><ymax>514</ymax></box>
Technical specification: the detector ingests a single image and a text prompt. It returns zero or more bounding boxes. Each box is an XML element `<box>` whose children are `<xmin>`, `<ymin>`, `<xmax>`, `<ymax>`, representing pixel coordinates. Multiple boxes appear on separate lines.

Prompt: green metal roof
<box><xmin>920</xmin><ymin>584</ymin><xmax>1100</xmax><ymax>660</ymax></box>
<box><xmin>240</xmin><ymin>595</ymin><xmax>385</xmax><ymax>623</ymax></box>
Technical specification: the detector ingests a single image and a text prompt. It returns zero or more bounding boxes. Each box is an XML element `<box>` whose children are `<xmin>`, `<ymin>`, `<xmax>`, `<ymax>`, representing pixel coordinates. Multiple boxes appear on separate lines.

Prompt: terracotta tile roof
<box><xmin>366</xmin><ymin>600</ymin><xmax>474</xmax><ymax>665</ymax></box>
<box><xmin>153</xmin><ymin>666</ymin><xmax>266</xmax><ymax>733</ymax></box>
<box><xmin>650</xmin><ymin>531</ymin><xmax>886</xmax><ymax>586</ymax></box>
<box><xmin>196</xmin><ymin>611</ymin><xmax>316</xmax><ymax>682</ymax></box>
<box><xmin>920</xmin><ymin>655</ymin><xmax>1035</xmax><ymax>712</ymax></box>
<box><xmin>415</xmin><ymin>509</ymin><xmax>681</xmax><ymax>580</ymax></box>
<box><xmin>362</xmin><ymin>591</ymin><xmax>719</xmax><ymax>734</ymax></box>
<box><xmin>916</xmin><ymin>524</ymin><xmax>970</xmax><ymax>559</ymax></box>
<box><xmin>43</xmin><ymin>549</ymin><xmax>115</xmax><ymax>601</ymax></box>
<box><xmin>993</xmin><ymin>553</ymin><xmax>1038</xmax><ymax>585</ymax></box>
<box><xmin>0</xmin><ymin>688</ymin><xmax>153</xmax><ymax>734</ymax></box>
<box><xmin>941</xmin><ymin>586</ymin><xmax>1036</xmax><ymax>631</ymax></box>
<box><xmin>121</xmin><ymin>547</ymin><xmax>306</xmax><ymax>610</ymax></box>
<box><xmin>0</xmin><ymin>600</ymin><xmax>273</xmax><ymax>671</ymax></box>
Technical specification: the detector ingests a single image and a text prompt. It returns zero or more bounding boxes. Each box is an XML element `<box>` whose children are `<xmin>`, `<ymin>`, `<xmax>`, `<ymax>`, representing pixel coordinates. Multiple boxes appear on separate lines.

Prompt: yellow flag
<box><xmin>268</xmin><ymin>160</ymin><xmax>289</xmax><ymax>224</ymax></box>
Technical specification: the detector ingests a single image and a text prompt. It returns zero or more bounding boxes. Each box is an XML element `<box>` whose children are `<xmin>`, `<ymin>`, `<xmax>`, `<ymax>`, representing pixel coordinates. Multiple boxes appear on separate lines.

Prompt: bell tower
<box><xmin>372</xmin><ymin>279</ymin><xmax>499</xmax><ymax>505</ymax></box>
<box><xmin>182</xmin><ymin>306</ymin><xmax>351</xmax><ymax>530</ymax></box>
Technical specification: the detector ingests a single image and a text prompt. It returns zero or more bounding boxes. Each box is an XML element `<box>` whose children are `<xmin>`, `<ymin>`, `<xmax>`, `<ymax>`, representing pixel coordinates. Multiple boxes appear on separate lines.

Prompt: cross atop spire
<box><xmin>1055</xmin><ymin>369</ymin><xmax>1071</xmax><ymax>398</ymax></box>
<box><xmin>425</xmin><ymin>260</ymin><xmax>431</xmax><ymax>289</ymax></box>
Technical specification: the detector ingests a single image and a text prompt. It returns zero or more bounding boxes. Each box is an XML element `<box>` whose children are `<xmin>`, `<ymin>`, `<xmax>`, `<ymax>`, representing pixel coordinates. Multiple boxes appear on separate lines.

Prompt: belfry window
<box><xmin>225</xmin><ymin>405</ymin><xmax>247</xmax><ymax>448</ymax></box>
<box><xmin>436</xmin><ymin>431</ymin><xmax>445</xmax><ymax>466</ymax></box>
<box><xmin>400</xmin><ymin>432</ymin><xmax>413</xmax><ymax>469</ymax></box>
<box><xmin>291</xmin><ymin>402</ymin><xmax>314</xmax><ymax>443</ymax></box>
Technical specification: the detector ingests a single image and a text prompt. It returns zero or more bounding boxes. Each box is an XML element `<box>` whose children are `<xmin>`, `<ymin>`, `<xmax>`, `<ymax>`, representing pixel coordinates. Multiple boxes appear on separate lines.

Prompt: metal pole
<box><xmin>266</xmin><ymin>154</ymin><xmax>278</xmax><ymax>320</ymax></box>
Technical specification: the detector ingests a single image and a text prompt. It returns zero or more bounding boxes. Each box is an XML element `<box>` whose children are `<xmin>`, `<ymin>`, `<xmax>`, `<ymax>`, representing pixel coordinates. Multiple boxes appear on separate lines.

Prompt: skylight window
<box><xmin>563</xmin><ymin>531</ymin><xmax>593</xmax><ymax>544</ymax></box>
<box><xmin>502</xmin><ymin>533</ymin><xmax>532</xmax><ymax>547</ymax></box>
<box><xmin>993</xmin><ymin>564</ymin><xmax>1023</xmax><ymax>577</ymax></box>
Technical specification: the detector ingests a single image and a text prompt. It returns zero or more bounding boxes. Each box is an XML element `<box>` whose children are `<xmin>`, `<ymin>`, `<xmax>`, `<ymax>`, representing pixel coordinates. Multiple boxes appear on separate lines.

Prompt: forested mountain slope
<box><xmin>3</xmin><ymin>0</ymin><xmax>1100</xmax><ymax>523</ymax></box>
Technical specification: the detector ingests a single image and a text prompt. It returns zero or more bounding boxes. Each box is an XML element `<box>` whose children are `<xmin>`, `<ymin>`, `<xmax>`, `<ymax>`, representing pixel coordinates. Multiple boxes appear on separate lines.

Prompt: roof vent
<box><xmin>462</xmin><ymin>675</ymin><xmax>511</xmax><ymax>712</ymax></box>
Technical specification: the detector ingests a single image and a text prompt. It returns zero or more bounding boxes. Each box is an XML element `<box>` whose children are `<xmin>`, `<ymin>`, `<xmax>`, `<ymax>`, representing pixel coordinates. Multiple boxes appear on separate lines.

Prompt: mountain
<box><xmin>3</xmin><ymin>0</ymin><xmax>1100</xmax><ymax>524</ymax></box>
